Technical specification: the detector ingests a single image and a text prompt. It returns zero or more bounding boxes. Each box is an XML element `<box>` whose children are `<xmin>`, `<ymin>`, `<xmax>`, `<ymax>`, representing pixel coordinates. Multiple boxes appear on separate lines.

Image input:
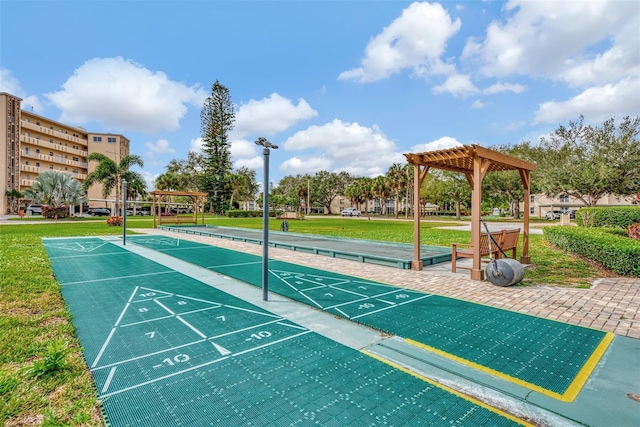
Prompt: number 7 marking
<box><xmin>145</xmin><ymin>332</ymin><xmax>155</xmax><ymax>339</ymax></box>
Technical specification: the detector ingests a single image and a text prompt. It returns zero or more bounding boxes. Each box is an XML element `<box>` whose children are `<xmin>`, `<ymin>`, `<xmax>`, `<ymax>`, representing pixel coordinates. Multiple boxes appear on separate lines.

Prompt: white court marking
<box><xmin>91</xmin><ymin>285</ymin><xmax>309</xmax><ymax>396</ymax></box>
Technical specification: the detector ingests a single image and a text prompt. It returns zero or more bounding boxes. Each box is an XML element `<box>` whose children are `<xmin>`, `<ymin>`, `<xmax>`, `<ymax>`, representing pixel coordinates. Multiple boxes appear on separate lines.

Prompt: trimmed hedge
<box><xmin>545</xmin><ymin>226</ymin><xmax>640</xmax><ymax>277</ymax></box>
<box><xmin>575</xmin><ymin>206</ymin><xmax>640</xmax><ymax>228</ymax></box>
<box><xmin>227</xmin><ymin>209</ymin><xmax>280</xmax><ymax>218</ymax></box>
<box><xmin>42</xmin><ymin>205</ymin><xmax>69</xmax><ymax>218</ymax></box>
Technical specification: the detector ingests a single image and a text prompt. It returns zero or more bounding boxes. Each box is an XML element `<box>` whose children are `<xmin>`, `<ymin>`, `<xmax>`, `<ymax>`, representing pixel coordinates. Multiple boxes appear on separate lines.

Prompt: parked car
<box><xmin>89</xmin><ymin>208</ymin><xmax>111</xmax><ymax>216</ymax></box>
<box><xmin>136</xmin><ymin>209</ymin><xmax>151</xmax><ymax>216</ymax></box>
<box><xmin>26</xmin><ymin>204</ymin><xmax>43</xmax><ymax>215</ymax></box>
<box><xmin>545</xmin><ymin>209</ymin><xmax>563</xmax><ymax>220</ymax></box>
<box><xmin>341</xmin><ymin>207</ymin><xmax>361</xmax><ymax>217</ymax></box>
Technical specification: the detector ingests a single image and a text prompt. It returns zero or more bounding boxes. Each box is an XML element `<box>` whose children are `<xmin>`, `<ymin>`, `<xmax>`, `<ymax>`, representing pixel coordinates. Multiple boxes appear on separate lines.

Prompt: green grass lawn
<box><xmin>0</xmin><ymin>216</ymin><xmax>609</xmax><ymax>425</ymax></box>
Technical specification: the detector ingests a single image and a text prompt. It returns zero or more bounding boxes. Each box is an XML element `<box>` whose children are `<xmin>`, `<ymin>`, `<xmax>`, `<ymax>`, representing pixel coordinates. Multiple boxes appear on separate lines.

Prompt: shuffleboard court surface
<box><xmin>44</xmin><ymin>237</ymin><xmax>527</xmax><ymax>426</ymax></box>
<box><xmin>128</xmin><ymin>235</ymin><xmax>613</xmax><ymax>402</ymax></box>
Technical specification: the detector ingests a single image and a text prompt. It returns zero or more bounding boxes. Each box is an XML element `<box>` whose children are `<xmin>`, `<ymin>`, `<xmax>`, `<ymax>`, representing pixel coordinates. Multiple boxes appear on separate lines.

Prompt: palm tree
<box><xmin>403</xmin><ymin>164</ymin><xmax>414</xmax><ymax>218</ymax></box>
<box><xmin>83</xmin><ymin>153</ymin><xmax>145</xmax><ymax>215</ymax></box>
<box><xmin>4</xmin><ymin>188</ymin><xmax>23</xmax><ymax>214</ymax></box>
<box><xmin>386</xmin><ymin>163</ymin><xmax>405</xmax><ymax>218</ymax></box>
<box><xmin>23</xmin><ymin>171</ymin><xmax>87</xmax><ymax>214</ymax></box>
<box><xmin>125</xmin><ymin>171</ymin><xmax>148</xmax><ymax>215</ymax></box>
<box><xmin>371</xmin><ymin>175</ymin><xmax>390</xmax><ymax>216</ymax></box>
<box><xmin>155</xmin><ymin>172</ymin><xmax>180</xmax><ymax>213</ymax></box>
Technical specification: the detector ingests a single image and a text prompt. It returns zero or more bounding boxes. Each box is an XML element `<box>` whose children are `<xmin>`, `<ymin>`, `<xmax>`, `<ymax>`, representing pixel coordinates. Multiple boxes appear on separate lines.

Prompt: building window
<box><xmin>36</xmin><ymin>121</ymin><xmax>40</xmax><ymax>125</ymax></box>
<box><xmin>49</xmin><ymin>126</ymin><xmax>53</xmax><ymax>130</ymax></box>
<box><xmin>560</xmin><ymin>194</ymin><xmax>570</xmax><ymax>203</ymax></box>
<box><xmin>49</xmin><ymin>165</ymin><xmax>54</xmax><ymax>170</ymax></box>
<box><xmin>25</xmin><ymin>118</ymin><xmax>30</xmax><ymax>123</ymax></box>
<box><xmin>72</xmin><ymin>157</ymin><xmax>79</xmax><ymax>162</ymax></box>
<box><xmin>72</xmin><ymin>169</ymin><xmax>78</xmax><ymax>174</ymax></box>
<box><xmin>49</xmin><ymin>139</ymin><xmax>53</xmax><ymax>143</ymax></box>
<box><xmin>108</xmin><ymin>137</ymin><xmax>117</xmax><ymax>143</ymax></box>
<box><xmin>24</xmin><ymin>174</ymin><xmax>29</xmax><ymax>179</ymax></box>
<box><xmin>25</xmin><ymin>161</ymin><xmax>29</xmax><ymax>165</ymax></box>
<box><xmin>24</xmin><ymin>132</ymin><xmax>29</xmax><ymax>137</ymax></box>
<box><xmin>530</xmin><ymin>207</ymin><xmax>535</xmax><ymax>214</ymax></box>
<box><xmin>93</xmin><ymin>136</ymin><xmax>102</xmax><ymax>142</ymax></box>
<box><xmin>530</xmin><ymin>195</ymin><xmax>535</xmax><ymax>202</ymax></box>
<box><xmin>35</xmin><ymin>162</ymin><xmax>40</xmax><ymax>167</ymax></box>
<box><xmin>36</xmin><ymin>135</ymin><xmax>40</xmax><ymax>139</ymax></box>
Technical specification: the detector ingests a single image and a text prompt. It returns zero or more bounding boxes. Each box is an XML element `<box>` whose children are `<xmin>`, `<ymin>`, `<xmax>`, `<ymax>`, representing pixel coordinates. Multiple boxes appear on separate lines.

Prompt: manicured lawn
<box><xmin>0</xmin><ymin>216</ymin><xmax>609</xmax><ymax>425</ymax></box>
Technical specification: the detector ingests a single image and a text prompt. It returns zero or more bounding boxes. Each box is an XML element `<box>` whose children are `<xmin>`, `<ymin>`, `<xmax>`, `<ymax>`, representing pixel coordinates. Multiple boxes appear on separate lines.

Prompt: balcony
<box><xmin>20</xmin><ymin>164</ymin><xmax>40</xmax><ymax>174</ymax></box>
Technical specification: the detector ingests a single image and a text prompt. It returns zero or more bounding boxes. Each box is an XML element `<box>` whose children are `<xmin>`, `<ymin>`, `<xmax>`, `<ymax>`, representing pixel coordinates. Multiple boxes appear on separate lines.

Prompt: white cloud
<box><xmin>281</xmin><ymin>119</ymin><xmax>404</xmax><ymax>177</ymax></box>
<box><xmin>534</xmin><ymin>76</ymin><xmax>640</xmax><ymax>124</ymax></box>
<box><xmin>471</xmin><ymin>99</ymin><xmax>484</xmax><ymax>109</ymax></box>
<box><xmin>432</xmin><ymin>74</ymin><xmax>478</xmax><ymax>97</ymax></box>
<box><xmin>230</xmin><ymin>139</ymin><xmax>259</xmax><ymax>159</ymax></box>
<box><xmin>462</xmin><ymin>0</ymin><xmax>639</xmax><ymax>86</ymax></box>
<box><xmin>483</xmin><ymin>82</ymin><xmax>526</xmax><ymax>95</ymax></box>
<box><xmin>189</xmin><ymin>137</ymin><xmax>203</xmax><ymax>152</ymax></box>
<box><xmin>338</xmin><ymin>2</ymin><xmax>461</xmax><ymax>83</ymax></box>
<box><xmin>279</xmin><ymin>156</ymin><xmax>332</xmax><ymax>175</ymax></box>
<box><xmin>235</xmin><ymin>156</ymin><xmax>264</xmax><ymax>171</ymax></box>
<box><xmin>45</xmin><ymin>57</ymin><xmax>207</xmax><ymax>133</ymax></box>
<box><xmin>0</xmin><ymin>69</ymin><xmax>43</xmax><ymax>112</ymax></box>
<box><xmin>411</xmin><ymin>136</ymin><xmax>463</xmax><ymax>152</ymax></box>
<box><xmin>233</xmin><ymin>93</ymin><xmax>318</xmax><ymax>138</ymax></box>
<box><xmin>138</xmin><ymin>170</ymin><xmax>159</xmax><ymax>191</ymax></box>
<box><xmin>145</xmin><ymin>139</ymin><xmax>176</xmax><ymax>158</ymax></box>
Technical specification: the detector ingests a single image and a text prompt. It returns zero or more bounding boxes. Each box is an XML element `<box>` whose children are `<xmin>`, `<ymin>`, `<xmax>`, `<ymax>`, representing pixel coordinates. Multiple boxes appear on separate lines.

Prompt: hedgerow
<box><xmin>544</xmin><ymin>226</ymin><xmax>640</xmax><ymax>277</ymax></box>
<box><xmin>575</xmin><ymin>206</ymin><xmax>640</xmax><ymax>228</ymax></box>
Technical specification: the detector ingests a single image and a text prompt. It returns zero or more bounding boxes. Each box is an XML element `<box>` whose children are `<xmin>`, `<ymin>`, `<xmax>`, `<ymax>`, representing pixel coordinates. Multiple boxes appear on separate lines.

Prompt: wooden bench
<box><xmin>498</xmin><ymin>228</ymin><xmax>520</xmax><ymax>259</ymax></box>
<box><xmin>451</xmin><ymin>228</ymin><xmax>520</xmax><ymax>273</ymax></box>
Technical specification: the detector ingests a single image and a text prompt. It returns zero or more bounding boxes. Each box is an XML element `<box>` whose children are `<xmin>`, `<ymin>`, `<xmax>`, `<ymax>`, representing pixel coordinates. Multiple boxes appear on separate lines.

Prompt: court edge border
<box><xmin>361</xmin><ymin>350</ymin><xmax>534</xmax><ymax>427</ymax></box>
<box><xmin>405</xmin><ymin>331</ymin><xmax>615</xmax><ymax>402</ymax></box>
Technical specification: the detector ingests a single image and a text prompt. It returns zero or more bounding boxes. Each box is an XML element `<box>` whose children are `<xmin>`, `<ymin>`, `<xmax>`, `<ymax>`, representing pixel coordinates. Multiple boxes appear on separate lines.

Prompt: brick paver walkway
<box><xmin>135</xmin><ymin>228</ymin><xmax>640</xmax><ymax>339</ymax></box>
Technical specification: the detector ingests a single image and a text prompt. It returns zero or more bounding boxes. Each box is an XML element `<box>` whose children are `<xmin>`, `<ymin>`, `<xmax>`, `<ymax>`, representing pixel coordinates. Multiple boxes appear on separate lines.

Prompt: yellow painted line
<box><xmin>405</xmin><ymin>331</ymin><xmax>615</xmax><ymax>402</ymax></box>
<box><xmin>361</xmin><ymin>349</ymin><xmax>534</xmax><ymax>427</ymax></box>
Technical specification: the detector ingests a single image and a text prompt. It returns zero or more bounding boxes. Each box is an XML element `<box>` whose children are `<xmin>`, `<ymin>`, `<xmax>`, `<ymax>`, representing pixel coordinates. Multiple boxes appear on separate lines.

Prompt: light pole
<box><xmin>122</xmin><ymin>179</ymin><xmax>127</xmax><ymax>246</ymax></box>
<box><xmin>255</xmin><ymin>137</ymin><xmax>278</xmax><ymax>301</ymax></box>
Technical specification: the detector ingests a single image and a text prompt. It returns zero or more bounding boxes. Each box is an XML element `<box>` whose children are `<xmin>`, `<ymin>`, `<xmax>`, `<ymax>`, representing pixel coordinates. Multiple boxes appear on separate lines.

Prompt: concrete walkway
<box><xmin>136</xmin><ymin>228</ymin><xmax>640</xmax><ymax>339</ymax></box>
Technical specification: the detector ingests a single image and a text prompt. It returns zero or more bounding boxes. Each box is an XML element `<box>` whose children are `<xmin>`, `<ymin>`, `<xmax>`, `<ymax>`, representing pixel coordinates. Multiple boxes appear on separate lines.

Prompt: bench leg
<box><xmin>451</xmin><ymin>245</ymin><xmax>457</xmax><ymax>272</ymax></box>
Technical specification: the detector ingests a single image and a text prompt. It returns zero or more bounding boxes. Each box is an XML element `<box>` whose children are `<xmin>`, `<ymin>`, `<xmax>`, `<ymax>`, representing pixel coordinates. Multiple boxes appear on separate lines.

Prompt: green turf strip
<box><xmin>44</xmin><ymin>237</ymin><xmax>521</xmax><ymax>426</ymax></box>
<box><xmin>127</xmin><ymin>235</ymin><xmax>608</xmax><ymax>397</ymax></box>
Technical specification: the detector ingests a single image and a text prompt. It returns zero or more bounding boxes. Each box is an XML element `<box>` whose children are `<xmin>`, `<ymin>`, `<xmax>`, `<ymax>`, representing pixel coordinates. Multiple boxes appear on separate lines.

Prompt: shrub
<box><xmin>628</xmin><ymin>223</ymin><xmax>640</xmax><ymax>241</ymax></box>
<box><xmin>106</xmin><ymin>216</ymin><xmax>123</xmax><ymax>226</ymax></box>
<box><xmin>42</xmin><ymin>205</ymin><xmax>69</xmax><ymax>218</ymax></box>
<box><xmin>575</xmin><ymin>206</ymin><xmax>640</xmax><ymax>228</ymax></box>
<box><xmin>227</xmin><ymin>209</ymin><xmax>281</xmax><ymax>218</ymax></box>
<box><xmin>544</xmin><ymin>226</ymin><xmax>640</xmax><ymax>277</ymax></box>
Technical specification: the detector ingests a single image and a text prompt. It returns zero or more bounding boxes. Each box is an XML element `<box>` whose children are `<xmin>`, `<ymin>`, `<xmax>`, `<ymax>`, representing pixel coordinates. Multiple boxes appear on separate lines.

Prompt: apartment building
<box><xmin>1</xmin><ymin>92</ymin><xmax>130</xmax><ymax>214</ymax></box>
<box><xmin>525</xmin><ymin>192</ymin><xmax>636</xmax><ymax>218</ymax></box>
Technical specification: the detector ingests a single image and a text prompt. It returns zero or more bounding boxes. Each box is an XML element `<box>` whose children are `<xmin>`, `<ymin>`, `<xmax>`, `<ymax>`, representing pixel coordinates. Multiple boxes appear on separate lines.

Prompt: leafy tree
<box><xmin>537</xmin><ymin>115</ymin><xmax>640</xmax><ymax>206</ymax></box>
<box><xmin>482</xmin><ymin>142</ymin><xmax>543</xmax><ymax>218</ymax></box>
<box><xmin>165</xmin><ymin>151</ymin><xmax>205</xmax><ymax>191</ymax></box>
<box><xmin>200</xmin><ymin>80</ymin><xmax>235</xmax><ymax>214</ymax></box>
<box><xmin>440</xmin><ymin>171</ymin><xmax>471</xmax><ymax>219</ymax></box>
<box><xmin>5</xmin><ymin>188</ymin><xmax>23</xmax><ymax>214</ymax></box>
<box><xmin>234</xmin><ymin>166</ymin><xmax>259</xmax><ymax>210</ymax></box>
<box><xmin>312</xmin><ymin>171</ymin><xmax>353</xmax><ymax>214</ymax></box>
<box><xmin>155</xmin><ymin>172</ymin><xmax>182</xmax><ymax>213</ymax></box>
<box><xmin>24</xmin><ymin>171</ymin><xmax>87</xmax><ymax>208</ymax></box>
<box><xmin>83</xmin><ymin>153</ymin><xmax>145</xmax><ymax>215</ymax></box>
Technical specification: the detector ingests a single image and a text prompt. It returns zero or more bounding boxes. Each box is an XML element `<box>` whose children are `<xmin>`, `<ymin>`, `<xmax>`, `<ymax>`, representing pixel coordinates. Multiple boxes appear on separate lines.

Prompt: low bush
<box><xmin>544</xmin><ymin>226</ymin><xmax>640</xmax><ymax>277</ymax></box>
<box><xmin>106</xmin><ymin>216</ymin><xmax>123</xmax><ymax>226</ymax></box>
<box><xmin>42</xmin><ymin>205</ymin><xmax>69</xmax><ymax>218</ymax></box>
<box><xmin>628</xmin><ymin>223</ymin><xmax>640</xmax><ymax>241</ymax></box>
<box><xmin>575</xmin><ymin>206</ymin><xmax>640</xmax><ymax>228</ymax></box>
<box><xmin>227</xmin><ymin>209</ymin><xmax>280</xmax><ymax>218</ymax></box>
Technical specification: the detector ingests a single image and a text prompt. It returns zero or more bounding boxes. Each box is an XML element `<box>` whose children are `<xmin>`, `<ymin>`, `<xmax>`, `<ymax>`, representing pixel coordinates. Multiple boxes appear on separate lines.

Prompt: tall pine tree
<box><xmin>200</xmin><ymin>80</ymin><xmax>235</xmax><ymax>213</ymax></box>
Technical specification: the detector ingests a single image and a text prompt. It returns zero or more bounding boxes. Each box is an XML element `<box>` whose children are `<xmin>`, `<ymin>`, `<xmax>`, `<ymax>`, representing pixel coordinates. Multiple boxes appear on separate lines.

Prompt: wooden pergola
<box><xmin>404</xmin><ymin>144</ymin><xmax>537</xmax><ymax>281</ymax></box>
<box><xmin>150</xmin><ymin>190</ymin><xmax>207</xmax><ymax>228</ymax></box>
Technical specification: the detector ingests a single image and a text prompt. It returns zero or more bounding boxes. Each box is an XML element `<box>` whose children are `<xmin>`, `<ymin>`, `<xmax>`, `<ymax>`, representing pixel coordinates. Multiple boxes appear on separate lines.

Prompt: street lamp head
<box><xmin>255</xmin><ymin>137</ymin><xmax>278</xmax><ymax>149</ymax></box>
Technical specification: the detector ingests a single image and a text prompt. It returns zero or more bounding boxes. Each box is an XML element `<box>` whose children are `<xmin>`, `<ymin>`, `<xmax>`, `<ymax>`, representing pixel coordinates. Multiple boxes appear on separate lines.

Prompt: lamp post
<box><xmin>122</xmin><ymin>179</ymin><xmax>127</xmax><ymax>246</ymax></box>
<box><xmin>255</xmin><ymin>137</ymin><xmax>278</xmax><ymax>301</ymax></box>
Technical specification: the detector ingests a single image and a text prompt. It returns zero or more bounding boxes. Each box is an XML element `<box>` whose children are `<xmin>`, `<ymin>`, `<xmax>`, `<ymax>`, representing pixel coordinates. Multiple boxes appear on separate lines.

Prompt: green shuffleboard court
<box><xmin>127</xmin><ymin>235</ymin><xmax>614</xmax><ymax>402</ymax></box>
<box><xmin>44</xmin><ymin>237</ymin><xmax>528</xmax><ymax>426</ymax></box>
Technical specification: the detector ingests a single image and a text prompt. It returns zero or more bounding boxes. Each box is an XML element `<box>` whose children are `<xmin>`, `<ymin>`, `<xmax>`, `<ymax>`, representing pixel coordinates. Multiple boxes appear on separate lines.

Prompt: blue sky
<box><xmin>2</xmin><ymin>0</ymin><xmax>639</xmax><ymax>190</ymax></box>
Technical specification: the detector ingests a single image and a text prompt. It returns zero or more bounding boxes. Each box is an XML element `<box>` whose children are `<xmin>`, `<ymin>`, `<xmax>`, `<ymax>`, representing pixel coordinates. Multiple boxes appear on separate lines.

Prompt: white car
<box><xmin>341</xmin><ymin>207</ymin><xmax>361</xmax><ymax>217</ymax></box>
